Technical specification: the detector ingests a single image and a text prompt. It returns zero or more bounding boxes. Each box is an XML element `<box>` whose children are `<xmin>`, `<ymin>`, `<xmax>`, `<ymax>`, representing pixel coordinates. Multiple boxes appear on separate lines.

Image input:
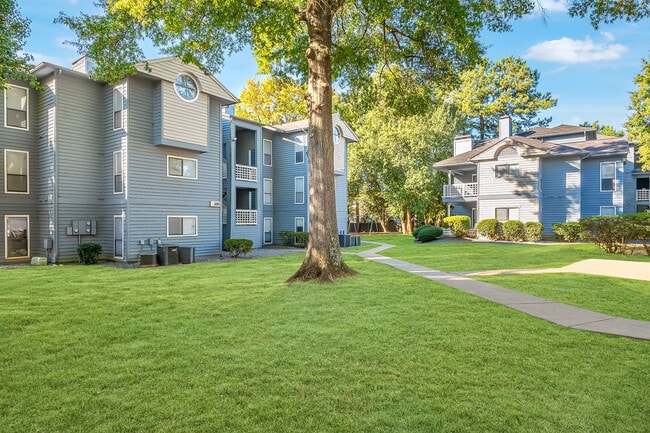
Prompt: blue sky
<box><xmin>18</xmin><ymin>0</ymin><xmax>650</xmax><ymax>130</ymax></box>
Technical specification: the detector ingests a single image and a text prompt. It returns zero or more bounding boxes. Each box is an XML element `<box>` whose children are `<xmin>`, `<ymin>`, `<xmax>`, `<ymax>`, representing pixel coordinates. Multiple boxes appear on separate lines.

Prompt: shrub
<box><xmin>552</xmin><ymin>222</ymin><xmax>583</xmax><ymax>242</ymax></box>
<box><xmin>580</xmin><ymin>216</ymin><xmax>627</xmax><ymax>254</ymax></box>
<box><xmin>279</xmin><ymin>231</ymin><xmax>309</xmax><ymax>247</ymax></box>
<box><xmin>502</xmin><ymin>220</ymin><xmax>524</xmax><ymax>241</ymax></box>
<box><xmin>77</xmin><ymin>243</ymin><xmax>102</xmax><ymax>265</ymax></box>
<box><xmin>294</xmin><ymin>232</ymin><xmax>309</xmax><ymax>248</ymax></box>
<box><xmin>524</xmin><ymin>222</ymin><xmax>544</xmax><ymax>243</ymax></box>
<box><xmin>442</xmin><ymin>215</ymin><xmax>471</xmax><ymax>237</ymax></box>
<box><xmin>279</xmin><ymin>231</ymin><xmax>294</xmax><ymax>246</ymax></box>
<box><xmin>224</xmin><ymin>238</ymin><xmax>253</xmax><ymax>257</ymax></box>
<box><xmin>415</xmin><ymin>225</ymin><xmax>443</xmax><ymax>242</ymax></box>
<box><xmin>476</xmin><ymin>219</ymin><xmax>500</xmax><ymax>240</ymax></box>
<box><xmin>412</xmin><ymin>224</ymin><xmax>433</xmax><ymax>238</ymax></box>
<box><xmin>620</xmin><ymin>212</ymin><xmax>650</xmax><ymax>255</ymax></box>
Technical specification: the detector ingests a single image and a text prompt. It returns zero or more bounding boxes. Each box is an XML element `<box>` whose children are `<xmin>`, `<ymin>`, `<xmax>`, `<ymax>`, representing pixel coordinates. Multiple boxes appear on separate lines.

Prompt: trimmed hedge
<box><xmin>77</xmin><ymin>243</ymin><xmax>102</xmax><ymax>265</ymax></box>
<box><xmin>415</xmin><ymin>225</ymin><xmax>443</xmax><ymax>242</ymax></box>
<box><xmin>224</xmin><ymin>239</ymin><xmax>253</xmax><ymax>257</ymax></box>
<box><xmin>442</xmin><ymin>215</ymin><xmax>471</xmax><ymax>237</ymax></box>
<box><xmin>524</xmin><ymin>222</ymin><xmax>544</xmax><ymax>243</ymax></box>
<box><xmin>412</xmin><ymin>224</ymin><xmax>433</xmax><ymax>238</ymax></box>
<box><xmin>279</xmin><ymin>231</ymin><xmax>309</xmax><ymax>248</ymax></box>
<box><xmin>502</xmin><ymin>220</ymin><xmax>524</xmax><ymax>241</ymax></box>
<box><xmin>552</xmin><ymin>222</ymin><xmax>583</xmax><ymax>242</ymax></box>
<box><xmin>476</xmin><ymin>219</ymin><xmax>500</xmax><ymax>240</ymax></box>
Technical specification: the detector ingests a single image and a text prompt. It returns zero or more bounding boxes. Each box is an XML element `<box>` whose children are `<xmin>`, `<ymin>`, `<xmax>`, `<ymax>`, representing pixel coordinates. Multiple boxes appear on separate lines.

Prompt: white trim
<box><xmin>600</xmin><ymin>161</ymin><xmax>616</xmax><ymax>192</ymax></box>
<box><xmin>600</xmin><ymin>206</ymin><xmax>617</xmax><ymax>216</ymax></box>
<box><xmin>295</xmin><ymin>142</ymin><xmax>305</xmax><ymax>164</ymax></box>
<box><xmin>113</xmin><ymin>85</ymin><xmax>124</xmax><ymax>130</ymax></box>
<box><xmin>4</xmin><ymin>149</ymin><xmax>29</xmax><ymax>194</ymax></box>
<box><xmin>295</xmin><ymin>176</ymin><xmax>305</xmax><ymax>204</ymax></box>
<box><xmin>263</xmin><ymin>139</ymin><xmax>272</xmax><ymax>166</ymax></box>
<box><xmin>173</xmin><ymin>73</ymin><xmax>199</xmax><ymax>102</ymax></box>
<box><xmin>5</xmin><ymin>215</ymin><xmax>30</xmax><ymax>259</ymax></box>
<box><xmin>295</xmin><ymin>217</ymin><xmax>305</xmax><ymax>233</ymax></box>
<box><xmin>263</xmin><ymin>178</ymin><xmax>273</xmax><ymax>205</ymax></box>
<box><xmin>167</xmin><ymin>215</ymin><xmax>198</xmax><ymax>237</ymax></box>
<box><xmin>167</xmin><ymin>155</ymin><xmax>198</xmax><ymax>179</ymax></box>
<box><xmin>113</xmin><ymin>215</ymin><xmax>124</xmax><ymax>259</ymax></box>
<box><xmin>113</xmin><ymin>150</ymin><xmax>123</xmax><ymax>194</ymax></box>
<box><xmin>264</xmin><ymin>217</ymin><xmax>273</xmax><ymax>244</ymax></box>
<box><xmin>4</xmin><ymin>85</ymin><xmax>29</xmax><ymax>130</ymax></box>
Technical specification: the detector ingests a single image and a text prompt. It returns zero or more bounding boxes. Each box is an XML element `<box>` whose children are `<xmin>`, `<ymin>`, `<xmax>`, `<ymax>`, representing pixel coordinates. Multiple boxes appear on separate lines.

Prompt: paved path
<box><xmin>357</xmin><ymin>242</ymin><xmax>650</xmax><ymax>341</ymax></box>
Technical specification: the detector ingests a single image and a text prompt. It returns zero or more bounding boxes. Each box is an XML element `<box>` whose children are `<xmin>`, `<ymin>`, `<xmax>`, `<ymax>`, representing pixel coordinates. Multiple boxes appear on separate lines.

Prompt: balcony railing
<box><xmin>235</xmin><ymin>164</ymin><xmax>257</xmax><ymax>182</ymax></box>
<box><xmin>443</xmin><ymin>183</ymin><xmax>478</xmax><ymax>198</ymax></box>
<box><xmin>637</xmin><ymin>189</ymin><xmax>650</xmax><ymax>201</ymax></box>
<box><xmin>235</xmin><ymin>209</ymin><xmax>257</xmax><ymax>225</ymax></box>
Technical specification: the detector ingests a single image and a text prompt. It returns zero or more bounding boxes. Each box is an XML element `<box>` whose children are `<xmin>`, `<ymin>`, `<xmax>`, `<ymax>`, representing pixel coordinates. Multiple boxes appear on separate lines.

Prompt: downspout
<box><xmin>53</xmin><ymin>71</ymin><xmax>60</xmax><ymax>263</ymax></box>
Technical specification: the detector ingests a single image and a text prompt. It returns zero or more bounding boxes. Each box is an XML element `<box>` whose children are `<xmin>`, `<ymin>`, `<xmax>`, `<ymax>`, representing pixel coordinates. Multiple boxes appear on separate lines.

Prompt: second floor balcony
<box><xmin>235</xmin><ymin>209</ymin><xmax>257</xmax><ymax>225</ymax></box>
<box><xmin>235</xmin><ymin>164</ymin><xmax>258</xmax><ymax>182</ymax></box>
<box><xmin>637</xmin><ymin>189</ymin><xmax>650</xmax><ymax>201</ymax></box>
<box><xmin>443</xmin><ymin>183</ymin><xmax>478</xmax><ymax>198</ymax></box>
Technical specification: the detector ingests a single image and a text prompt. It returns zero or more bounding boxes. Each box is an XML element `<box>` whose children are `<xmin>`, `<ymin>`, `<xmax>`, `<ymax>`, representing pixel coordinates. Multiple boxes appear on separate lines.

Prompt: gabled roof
<box><xmin>517</xmin><ymin>124</ymin><xmax>594</xmax><ymax>139</ymax></box>
<box><xmin>135</xmin><ymin>57</ymin><xmax>238</xmax><ymax>105</ymax></box>
<box><xmin>274</xmin><ymin>113</ymin><xmax>359</xmax><ymax>142</ymax></box>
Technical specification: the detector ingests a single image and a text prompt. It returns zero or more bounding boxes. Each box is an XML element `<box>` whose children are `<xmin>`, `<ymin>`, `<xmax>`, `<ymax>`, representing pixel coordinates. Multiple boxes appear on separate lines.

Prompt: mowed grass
<box><xmin>1</xmin><ymin>254</ymin><xmax>649</xmax><ymax>433</ymax></box>
<box><xmin>362</xmin><ymin>234</ymin><xmax>649</xmax><ymax>272</ymax></box>
<box><xmin>475</xmin><ymin>274</ymin><xmax>650</xmax><ymax>321</ymax></box>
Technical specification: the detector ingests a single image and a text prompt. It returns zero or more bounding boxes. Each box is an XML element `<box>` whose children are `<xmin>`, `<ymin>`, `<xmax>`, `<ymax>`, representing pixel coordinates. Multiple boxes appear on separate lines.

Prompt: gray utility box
<box><xmin>339</xmin><ymin>234</ymin><xmax>361</xmax><ymax>248</ymax></box>
<box><xmin>157</xmin><ymin>245</ymin><xmax>179</xmax><ymax>266</ymax></box>
<box><xmin>178</xmin><ymin>246</ymin><xmax>195</xmax><ymax>264</ymax></box>
<box><xmin>140</xmin><ymin>253</ymin><xmax>157</xmax><ymax>267</ymax></box>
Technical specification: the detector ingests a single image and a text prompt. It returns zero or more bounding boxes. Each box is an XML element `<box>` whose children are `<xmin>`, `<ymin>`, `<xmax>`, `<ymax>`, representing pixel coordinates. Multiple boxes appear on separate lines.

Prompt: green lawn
<box><xmin>1</xmin><ymin>255</ymin><xmax>648</xmax><ymax>432</ymax></box>
<box><xmin>362</xmin><ymin>234</ymin><xmax>649</xmax><ymax>272</ymax></box>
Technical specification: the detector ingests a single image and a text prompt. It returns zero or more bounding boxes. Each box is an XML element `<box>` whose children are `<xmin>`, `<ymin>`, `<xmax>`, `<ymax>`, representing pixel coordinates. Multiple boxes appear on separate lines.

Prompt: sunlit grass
<box><xmin>1</xmin><ymin>255</ymin><xmax>648</xmax><ymax>432</ymax></box>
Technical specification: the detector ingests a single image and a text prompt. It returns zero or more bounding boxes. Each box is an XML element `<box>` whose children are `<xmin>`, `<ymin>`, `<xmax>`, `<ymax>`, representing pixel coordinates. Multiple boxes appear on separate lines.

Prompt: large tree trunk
<box><xmin>287</xmin><ymin>0</ymin><xmax>356</xmax><ymax>283</ymax></box>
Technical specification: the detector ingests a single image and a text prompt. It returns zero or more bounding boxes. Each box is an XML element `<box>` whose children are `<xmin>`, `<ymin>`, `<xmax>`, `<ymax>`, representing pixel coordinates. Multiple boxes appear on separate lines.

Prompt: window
<box><xmin>495</xmin><ymin>207</ymin><xmax>519</xmax><ymax>222</ymax></box>
<box><xmin>5</xmin><ymin>86</ymin><xmax>28</xmax><ymax>129</ymax></box>
<box><xmin>167</xmin><ymin>216</ymin><xmax>197</xmax><ymax>236</ymax></box>
<box><xmin>263</xmin><ymin>139</ymin><xmax>272</xmax><ymax>166</ymax></box>
<box><xmin>295</xmin><ymin>176</ymin><xmax>304</xmax><ymax>204</ymax></box>
<box><xmin>295</xmin><ymin>141</ymin><xmax>304</xmax><ymax>164</ymax></box>
<box><xmin>295</xmin><ymin>217</ymin><xmax>305</xmax><ymax>233</ymax></box>
<box><xmin>113</xmin><ymin>86</ymin><xmax>124</xmax><ymax>129</ymax></box>
<box><xmin>167</xmin><ymin>156</ymin><xmax>197</xmax><ymax>179</ymax></box>
<box><xmin>601</xmin><ymin>162</ymin><xmax>616</xmax><ymax>191</ymax></box>
<box><xmin>264</xmin><ymin>178</ymin><xmax>273</xmax><ymax>205</ymax></box>
<box><xmin>114</xmin><ymin>216</ymin><xmax>124</xmax><ymax>259</ymax></box>
<box><xmin>5</xmin><ymin>216</ymin><xmax>29</xmax><ymax>259</ymax></box>
<box><xmin>600</xmin><ymin>206</ymin><xmax>616</xmax><ymax>216</ymax></box>
<box><xmin>174</xmin><ymin>74</ymin><xmax>198</xmax><ymax>101</ymax></box>
<box><xmin>333</xmin><ymin>126</ymin><xmax>341</xmax><ymax>144</ymax></box>
<box><xmin>4</xmin><ymin>150</ymin><xmax>28</xmax><ymax>193</ymax></box>
<box><xmin>264</xmin><ymin>217</ymin><xmax>273</xmax><ymax>244</ymax></box>
<box><xmin>495</xmin><ymin>164</ymin><xmax>519</xmax><ymax>178</ymax></box>
<box><xmin>113</xmin><ymin>151</ymin><xmax>123</xmax><ymax>194</ymax></box>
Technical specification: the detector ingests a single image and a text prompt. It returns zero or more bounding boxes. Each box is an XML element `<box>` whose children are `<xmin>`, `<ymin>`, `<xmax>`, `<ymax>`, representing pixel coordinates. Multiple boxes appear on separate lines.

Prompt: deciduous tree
<box><xmin>237</xmin><ymin>77</ymin><xmax>308</xmax><ymax>125</ymax></box>
<box><xmin>579</xmin><ymin>121</ymin><xmax>626</xmax><ymax>137</ymax></box>
<box><xmin>0</xmin><ymin>0</ymin><xmax>39</xmax><ymax>89</ymax></box>
<box><xmin>59</xmin><ymin>0</ymin><xmax>638</xmax><ymax>281</ymax></box>
<box><xmin>445</xmin><ymin>56</ymin><xmax>557</xmax><ymax>139</ymax></box>
<box><xmin>626</xmin><ymin>56</ymin><xmax>650</xmax><ymax>169</ymax></box>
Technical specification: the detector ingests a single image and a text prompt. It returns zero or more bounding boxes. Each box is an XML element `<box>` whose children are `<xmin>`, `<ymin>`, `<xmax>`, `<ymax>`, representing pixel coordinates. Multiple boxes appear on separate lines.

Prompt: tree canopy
<box><xmin>626</xmin><ymin>55</ymin><xmax>650</xmax><ymax>169</ymax></box>
<box><xmin>57</xmin><ymin>0</ymin><xmax>647</xmax><ymax>281</ymax></box>
<box><xmin>445</xmin><ymin>56</ymin><xmax>557</xmax><ymax>139</ymax></box>
<box><xmin>0</xmin><ymin>0</ymin><xmax>39</xmax><ymax>89</ymax></box>
<box><xmin>579</xmin><ymin>121</ymin><xmax>626</xmax><ymax>137</ymax></box>
<box><xmin>237</xmin><ymin>77</ymin><xmax>308</xmax><ymax>125</ymax></box>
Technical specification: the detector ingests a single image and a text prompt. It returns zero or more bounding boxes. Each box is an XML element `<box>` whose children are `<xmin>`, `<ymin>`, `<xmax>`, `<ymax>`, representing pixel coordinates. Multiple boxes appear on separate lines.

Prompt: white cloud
<box><xmin>69</xmin><ymin>0</ymin><xmax>79</xmax><ymax>5</ymax></box>
<box><xmin>533</xmin><ymin>0</ymin><xmax>568</xmax><ymax>14</ymax></box>
<box><xmin>524</xmin><ymin>36</ymin><xmax>628</xmax><ymax>64</ymax></box>
<box><xmin>601</xmin><ymin>31</ymin><xmax>615</xmax><ymax>41</ymax></box>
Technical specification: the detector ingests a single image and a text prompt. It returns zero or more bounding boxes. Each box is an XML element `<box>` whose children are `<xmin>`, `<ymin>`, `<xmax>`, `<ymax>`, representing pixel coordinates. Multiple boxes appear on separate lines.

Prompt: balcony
<box><xmin>637</xmin><ymin>189</ymin><xmax>650</xmax><ymax>201</ymax></box>
<box><xmin>443</xmin><ymin>183</ymin><xmax>478</xmax><ymax>198</ymax></box>
<box><xmin>235</xmin><ymin>164</ymin><xmax>257</xmax><ymax>182</ymax></box>
<box><xmin>235</xmin><ymin>209</ymin><xmax>257</xmax><ymax>225</ymax></box>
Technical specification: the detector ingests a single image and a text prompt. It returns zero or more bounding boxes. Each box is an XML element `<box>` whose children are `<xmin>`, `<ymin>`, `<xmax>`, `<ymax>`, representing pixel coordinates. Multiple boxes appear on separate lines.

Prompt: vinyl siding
<box><xmin>161</xmin><ymin>80</ymin><xmax>209</xmax><ymax>148</ymax></box>
<box><xmin>580</xmin><ymin>157</ymin><xmax>625</xmax><ymax>217</ymax></box>
<box><xmin>540</xmin><ymin>157</ymin><xmax>581</xmax><ymax>233</ymax></box>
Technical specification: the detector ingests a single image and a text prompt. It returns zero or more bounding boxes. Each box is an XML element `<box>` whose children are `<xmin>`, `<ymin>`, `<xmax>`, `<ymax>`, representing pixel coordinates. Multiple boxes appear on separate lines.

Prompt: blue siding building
<box><xmin>434</xmin><ymin>116</ymin><xmax>645</xmax><ymax>235</ymax></box>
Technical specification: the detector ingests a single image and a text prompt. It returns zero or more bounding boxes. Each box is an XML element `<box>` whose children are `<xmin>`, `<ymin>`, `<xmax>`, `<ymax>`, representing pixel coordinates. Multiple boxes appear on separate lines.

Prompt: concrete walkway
<box><xmin>357</xmin><ymin>242</ymin><xmax>650</xmax><ymax>341</ymax></box>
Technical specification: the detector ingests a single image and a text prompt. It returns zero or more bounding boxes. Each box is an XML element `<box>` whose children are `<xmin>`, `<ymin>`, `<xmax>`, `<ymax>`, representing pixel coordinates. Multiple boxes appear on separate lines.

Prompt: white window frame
<box><xmin>600</xmin><ymin>206</ymin><xmax>617</xmax><ymax>216</ymax></box>
<box><xmin>263</xmin><ymin>178</ymin><xmax>273</xmax><ymax>205</ymax></box>
<box><xmin>167</xmin><ymin>216</ymin><xmax>198</xmax><ymax>237</ymax></box>
<box><xmin>114</xmin><ymin>215</ymin><xmax>124</xmax><ymax>259</ymax></box>
<box><xmin>263</xmin><ymin>139</ymin><xmax>272</xmax><ymax>166</ymax></box>
<box><xmin>5</xmin><ymin>215</ymin><xmax>29</xmax><ymax>259</ymax></box>
<box><xmin>295</xmin><ymin>176</ymin><xmax>304</xmax><ymax>204</ymax></box>
<box><xmin>174</xmin><ymin>74</ymin><xmax>199</xmax><ymax>102</ymax></box>
<box><xmin>4</xmin><ymin>149</ymin><xmax>29</xmax><ymax>194</ymax></box>
<box><xmin>495</xmin><ymin>163</ymin><xmax>519</xmax><ymax>178</ymax></box>
<box><xmin>264</xmin><ymin>217</ymin><xmax>273</xmax><ymax>244</ymax></box>
<box><xmin>295</xmin><ymin>142</ymin><xmax>304</xmax><ymax>164</ymax></box>
<box><xmin>113</xmin><ymin>86</ymin><xmax>124</xmax><ymax>130</ymax></box>
<box><xmin>113</xmin><ymin>150</ymin><xmax>123</xmax><ymax>194</ymax></box>
<box><xmin>4</xmin><ymin>85</ymin><xmax>29</xmax><ymax>130</ymax></box>
<box><xmin>167</xmin><ymin>155</ymin><xmax>198</xmax><ymax>179</ymax></box>
<box><xmin>600</xmin><ymin>162</ymin><xmax>616</xmax><ymax>192</ymax></box>
<box><xmin>295</xmin><ymin>217</ymin><xmax>305</xmax><ymax>233</ymax></box>
<box><xmin>495</xmin><ymin>207</ymin><xmax>519</xmax><ymax>222</ymax></box>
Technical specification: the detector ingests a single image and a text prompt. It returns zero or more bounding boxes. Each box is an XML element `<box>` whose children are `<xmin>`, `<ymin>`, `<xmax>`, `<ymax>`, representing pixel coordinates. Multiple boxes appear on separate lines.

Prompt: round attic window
<box><xmin>333</xmin><ymin>126</ymin><xmax>341</xmax><ymax>144</ymax></box>
<box><xmin>174</xmin><ymin>74</ymin><xmax>198</xmax><ymax>101</ymax></box>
